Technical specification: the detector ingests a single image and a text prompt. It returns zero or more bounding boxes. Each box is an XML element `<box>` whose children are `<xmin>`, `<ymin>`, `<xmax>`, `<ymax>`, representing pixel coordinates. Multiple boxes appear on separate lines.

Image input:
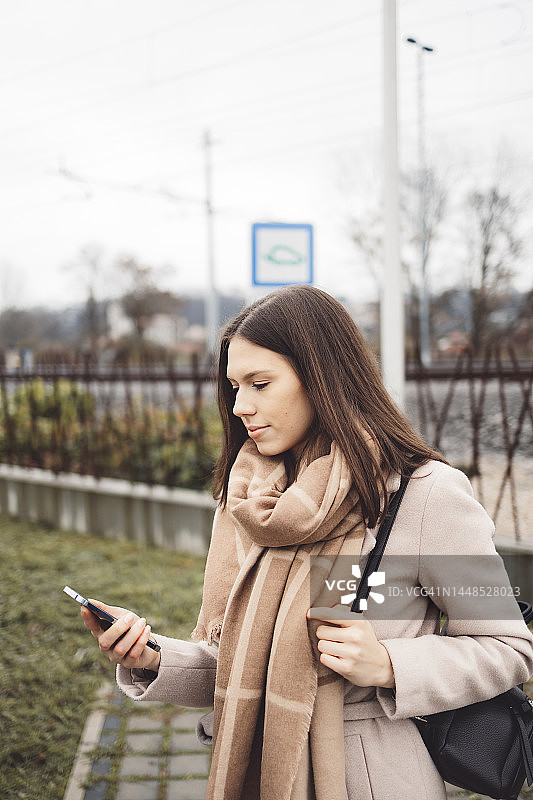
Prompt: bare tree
<box><xmin>116</xmin><ymin>255</ymin><xmax>181</xmax><ymax>341</ymax></box>
<box><xmin>65</xmin><ymin>244</ymin><xmax>109</xmax><ymax>350</ymax></box>
<box><xmin>464</xmin><ymin>186</ymin><xmax>523</xmax><ymax>354</ymax></box>
<box><xmin>0</xmin><ymin>306</ymin><xmax>77</xmax><ymax>352</ymax></box>
<box><xmin>0</xmin><ymin>308</ymin><xmax>40</xmax><ymax>349</ymax></box>
<box><xmin>343</xmin><ymin>156</ymin><xmax>448</xmax><ymax>353</ymax></box>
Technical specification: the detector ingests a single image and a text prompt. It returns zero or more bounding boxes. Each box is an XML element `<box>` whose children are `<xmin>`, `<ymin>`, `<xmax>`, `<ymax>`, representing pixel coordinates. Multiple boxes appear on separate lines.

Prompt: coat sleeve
<box><xmin>116</xmin><ymin>635</ymin><xmax>218</xmax><ymax>707</ymax></box>
<box><xmin>376</xmin><ymin>465</ymin><xmax>533</xmax><ymax>720</ymax></box>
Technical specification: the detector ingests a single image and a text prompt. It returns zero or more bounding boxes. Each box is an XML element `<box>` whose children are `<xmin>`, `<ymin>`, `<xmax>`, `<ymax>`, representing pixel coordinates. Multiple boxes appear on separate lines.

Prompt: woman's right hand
<box><xmin>81</xmin><ymin>600</ymin><xmax>161</xmax><ymax>673</ymax></box>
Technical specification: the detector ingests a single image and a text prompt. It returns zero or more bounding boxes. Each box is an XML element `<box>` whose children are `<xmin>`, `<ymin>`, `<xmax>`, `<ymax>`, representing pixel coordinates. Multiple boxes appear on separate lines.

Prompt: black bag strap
<box><xmin>351</xmin><ymin>468</ymin><xmax>414</xmax><ymax>614</ymax></box>
<box><xmin>349</xmin><ymin>468</ymin><xmax>533</xmax><ymax>630</ymax></box>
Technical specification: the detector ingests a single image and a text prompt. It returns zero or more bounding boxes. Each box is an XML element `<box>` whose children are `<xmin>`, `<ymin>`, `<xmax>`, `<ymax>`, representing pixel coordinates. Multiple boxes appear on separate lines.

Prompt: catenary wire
<box><xmin>0</xmin><ymin>8</ymin><xmax>384</xmax><ymax>141</ymax></box>
<box><xmin>2</xmin><ymin>24</ymin><xmax>533</xmax><ymax>183</ymax></box>
<box><xmin>0</xmin><ymin>0</ymin><xmax>255</xmax><ymax>86</ymax></box>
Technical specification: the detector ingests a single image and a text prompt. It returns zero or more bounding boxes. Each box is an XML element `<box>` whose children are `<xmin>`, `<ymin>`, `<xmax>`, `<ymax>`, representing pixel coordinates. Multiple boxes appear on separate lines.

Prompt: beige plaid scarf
<box><xmin>192</xmin><ymin>439</ymin><xmax>366</xmax><ymax>800</ymax></box>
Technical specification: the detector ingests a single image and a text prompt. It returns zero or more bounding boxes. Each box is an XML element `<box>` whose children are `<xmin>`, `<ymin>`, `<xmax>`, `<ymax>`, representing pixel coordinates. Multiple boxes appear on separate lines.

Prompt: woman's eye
<box><xmin>253</xmin><ymin>382</ymin><xmax>269</xmax><ymax>391</ymax></box>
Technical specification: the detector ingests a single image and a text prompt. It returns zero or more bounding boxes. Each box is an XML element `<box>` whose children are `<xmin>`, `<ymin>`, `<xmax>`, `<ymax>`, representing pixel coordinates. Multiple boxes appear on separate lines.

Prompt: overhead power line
<box><xmin>1</xmin><ymin>0</ymin><xmax>532</xmax><ymax>186</ymax></box>
<box><xmin>0</xmin><ymin>8</ymin><xmax>383</xmax><ymax>142</ymax></box>
<box><xmin>1</xmin><ymin>21</ymin><xmax>531</xmax><ymax>169</ymax></box>
<box><xmin>0</xmin><ymin>0</ymin><xmax>514</xmax><ymax>91</ymax></box>
<box><xmin>4</xmin><ymin>70</ymin><xmax>533</xmax><ymax>189</ymax></box>
<box><xmin>0</xmin><ymin>0</ymin><xmax>253</xmax><ymax>86</ymax></box>
<box><xmin>56</xmin><ymin>165</ymin><xmax>205</xmax><ymax>206</ymax></box>
<box><xmin>0</xmin><ymin>0</ymin><xmax>529</xmax><ymax>146</ymax></box>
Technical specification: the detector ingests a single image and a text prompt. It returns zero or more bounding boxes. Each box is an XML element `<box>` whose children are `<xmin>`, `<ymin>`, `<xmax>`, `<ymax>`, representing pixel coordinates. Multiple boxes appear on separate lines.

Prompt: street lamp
<box><xmin>406</xmin><ymin>36</ymin><xmax>434</xmax><ymax>367</ymax></box>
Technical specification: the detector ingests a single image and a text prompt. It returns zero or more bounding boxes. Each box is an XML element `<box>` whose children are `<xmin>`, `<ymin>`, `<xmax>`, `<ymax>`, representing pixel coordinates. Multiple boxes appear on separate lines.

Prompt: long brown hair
<box><xmin>213</xmin><ymin>285</ymin><xmax>446</xmax><ymax>528</ymax></box>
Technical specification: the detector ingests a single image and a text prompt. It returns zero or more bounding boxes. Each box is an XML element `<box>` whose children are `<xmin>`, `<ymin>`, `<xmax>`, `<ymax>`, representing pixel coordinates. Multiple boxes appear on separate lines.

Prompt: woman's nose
<box><xmin>233</xmin><ymin>389</ymin><xmax>255</xmax><ymax>418</ymax></box>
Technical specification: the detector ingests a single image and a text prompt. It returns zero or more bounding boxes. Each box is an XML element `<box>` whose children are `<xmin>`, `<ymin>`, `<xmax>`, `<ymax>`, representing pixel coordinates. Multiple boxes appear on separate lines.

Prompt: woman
<box><xmin>83</xmin><ymin>286</ymin><xmax>533</xmax><ymax>800</ymax></box>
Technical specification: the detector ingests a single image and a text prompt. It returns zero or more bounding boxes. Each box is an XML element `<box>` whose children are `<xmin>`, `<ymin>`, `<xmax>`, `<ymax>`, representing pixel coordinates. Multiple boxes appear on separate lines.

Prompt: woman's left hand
<box><xmin>307</xmin><ymin>605</ymin><xmax>395</xmax><ymax>689</ymax></box>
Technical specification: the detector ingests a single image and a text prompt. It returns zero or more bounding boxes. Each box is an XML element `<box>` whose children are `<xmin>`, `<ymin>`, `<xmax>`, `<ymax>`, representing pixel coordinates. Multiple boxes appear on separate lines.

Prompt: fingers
<box><xmin>80</xmin><ymin>599</ymin><xmax>119</xmax><ymax>635</ymax></box>
<box><xmin>86</xmin><ymin>598</ymin><xmax>109</xmax><ymax>612</ymax></box>
<box><xmin>308</xmin><ymin>607</ymin><xmax>366</xmax><ymax>643</ymax></box>
<box><xmin>104</xmin><ymin>616</ymin><xmax>145</xmax><ymax>659</ymax></box>
<box><xmin>98</xmin><ymin>611</ymin><xmax>140</xmax><ymax>653</ymax></box>
<box><xmin>319</xmin><ymin>651</ymin><xmax>348</xmax><ymax>677</ymax></box>
<box><xmin>88</xmin><ymin>600</ymin><xmax>128</xmax><ymax>618</ymax></box>
<box><xmin>81</xmin><ymin>605</ymin><xmax>106</xmax><ymax>637</ymax></box>
<box><xmin>315</xmin><ymin>624</ymin><xmax>353</xmax><ymax>642</ymax></box>
<box><xmin>98</xmin><ymin>613</ymin><xmax>155</xmax><ymax>668</ymax></box>
<box><xmin>81</xmin><ymin>600</ymin><xmax>156</xmax><ymax>669</ymax></box>
<box><xmin>317</xmin><ymin>638</ymin><xmax>347</xmax><ymax>658</ymax></box>
<box><xmin>307</xmin><ymin>605</ymin><xmax>360</xmax><ymax>626</ymax></box>
<box><xmin>127</xmin><ymin>624</ymin><xmax>152</xmax><ymax>662</ymax></box>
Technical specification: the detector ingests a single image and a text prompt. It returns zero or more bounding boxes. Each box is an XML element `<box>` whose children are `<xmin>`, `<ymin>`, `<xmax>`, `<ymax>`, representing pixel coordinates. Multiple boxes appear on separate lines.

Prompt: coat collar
<box><xmin>385</xmin><ymin>469</ymin><xmax>402</xmax><ymax>494</ymax></box>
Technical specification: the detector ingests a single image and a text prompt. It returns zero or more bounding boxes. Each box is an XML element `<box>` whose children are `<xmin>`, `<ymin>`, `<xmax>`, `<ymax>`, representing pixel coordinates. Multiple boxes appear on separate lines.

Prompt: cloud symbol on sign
<box><xmin>263</xmin><ymin>245</ymin><xmax>304</xmax><ymax>265</ymax></box>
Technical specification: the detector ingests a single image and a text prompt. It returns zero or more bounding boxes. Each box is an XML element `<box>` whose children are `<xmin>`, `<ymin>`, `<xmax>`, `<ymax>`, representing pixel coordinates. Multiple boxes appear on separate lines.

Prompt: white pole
<box><xmin>417</xmin><ymin>44</ymin><xmax>432</xmax><ymax>367</ymax></box>
<box><xmin>204</xmin><ymin>129</ymin><xmax>219</xmax><ymax>361</ymax></box>
<box><xmin>381</xmin><ymin>0</ymin><xmax>405</xmax><ymax>408</ymax></box>
<box><xmin>406</xmin><ymin>37</ymin><xmax>434</xmax><ymax>366</ymax></box>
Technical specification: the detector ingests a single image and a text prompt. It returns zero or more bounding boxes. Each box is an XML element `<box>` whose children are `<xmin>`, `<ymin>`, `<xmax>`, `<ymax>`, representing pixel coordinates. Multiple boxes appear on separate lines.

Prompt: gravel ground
<box><xmin>405</xmin><ymin>380</ymin><xmax>532</xmax><ymax>460</ymax></box>
<box><xmin>405</xmin><ymin>380</ymin><xmax>532</xmax><ymax>542</ymax></box>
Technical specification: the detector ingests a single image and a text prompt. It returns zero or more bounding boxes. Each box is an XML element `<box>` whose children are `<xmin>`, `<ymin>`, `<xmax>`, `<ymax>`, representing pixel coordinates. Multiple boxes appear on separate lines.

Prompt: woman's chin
<box><xmin>253</xmin><ymin>440</ymin><xmax>281</xmax><ymax>457</ymax></box>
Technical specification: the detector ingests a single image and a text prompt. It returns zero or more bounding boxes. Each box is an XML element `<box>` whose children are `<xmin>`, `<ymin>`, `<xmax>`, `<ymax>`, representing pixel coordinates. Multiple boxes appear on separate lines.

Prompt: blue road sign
<box><xmin>252</xmin><ymin>222</ymin><xmax>313</xmax><ymax>286</ymax></box>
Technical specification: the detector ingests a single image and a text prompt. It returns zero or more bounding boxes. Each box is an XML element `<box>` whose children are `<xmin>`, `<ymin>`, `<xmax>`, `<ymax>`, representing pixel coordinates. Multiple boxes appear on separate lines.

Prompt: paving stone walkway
<box><xmin>63</xmin><ymin>683</ymin><xmax>212</xmax><ymax>800</ymax></box>
<box><xmin>64</xmin><ymin>682</ymin><xmax>533</xmax><ymax>800</ymax></box>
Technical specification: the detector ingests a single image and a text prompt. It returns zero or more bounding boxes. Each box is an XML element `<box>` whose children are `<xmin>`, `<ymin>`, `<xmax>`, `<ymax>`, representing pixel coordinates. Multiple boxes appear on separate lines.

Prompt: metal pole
<box><xmin>204</xmin><ymin>129</ymin><xmax>219</xmax><ymax>361</ymax></box>
<box><xmin>381</xmin><ymin>0</ymin><xmax>405</xmax><ymax>409</ymax></box>
<box><xmin>407</xmin><ymin>38</ymin><xmax>434</xmax><ymax>366</ymax></box>
<box><xmin>418</xmin><ymin>46</ymin><xmax>431</xmax><ymax>366</ymax></box>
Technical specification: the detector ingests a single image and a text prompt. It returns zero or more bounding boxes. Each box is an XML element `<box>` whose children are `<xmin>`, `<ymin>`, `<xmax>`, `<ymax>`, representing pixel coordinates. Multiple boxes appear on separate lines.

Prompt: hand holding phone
<box><xmin>64</xmin><ymin>586</ymin><xmax>161</xmax><ymax>672</ymax></box>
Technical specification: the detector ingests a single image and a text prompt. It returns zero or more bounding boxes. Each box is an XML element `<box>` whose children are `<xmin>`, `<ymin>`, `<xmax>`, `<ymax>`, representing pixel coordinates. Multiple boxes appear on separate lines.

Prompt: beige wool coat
<box><xmin>117</xmin><ymin>461</ymin><xmax>533</xmax><ymax>799</ymax></box>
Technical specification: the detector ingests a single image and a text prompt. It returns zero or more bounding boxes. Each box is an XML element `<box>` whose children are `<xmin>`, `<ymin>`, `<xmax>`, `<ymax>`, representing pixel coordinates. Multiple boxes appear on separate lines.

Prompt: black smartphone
<box><xmin>63</xmin><ymin>586</ymin><xmax>161</xmax><ymax>652</ymax></box>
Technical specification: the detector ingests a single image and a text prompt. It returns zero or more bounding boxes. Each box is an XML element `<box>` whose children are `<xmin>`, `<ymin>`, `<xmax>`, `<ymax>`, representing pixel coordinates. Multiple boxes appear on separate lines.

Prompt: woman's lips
<box><xmin>247</xmin><ymin>426</ymin><xmax>269</xmax><ymax>439</ymax></box>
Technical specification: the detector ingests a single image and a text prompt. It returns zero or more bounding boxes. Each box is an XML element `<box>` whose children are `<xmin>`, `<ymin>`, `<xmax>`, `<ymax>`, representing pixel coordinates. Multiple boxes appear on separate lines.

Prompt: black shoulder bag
<box><xmin>351</xmin><ymin>472</ymin><xmax>533</xmax><ymax>800</ymax></box>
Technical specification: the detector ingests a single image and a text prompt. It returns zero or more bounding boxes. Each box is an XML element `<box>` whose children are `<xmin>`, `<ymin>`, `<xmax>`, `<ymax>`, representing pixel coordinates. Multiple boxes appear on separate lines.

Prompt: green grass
<box><xmin>0</xmin><ymin>515</ymin><xmax>206</xmax><ymax>800</ymax></box>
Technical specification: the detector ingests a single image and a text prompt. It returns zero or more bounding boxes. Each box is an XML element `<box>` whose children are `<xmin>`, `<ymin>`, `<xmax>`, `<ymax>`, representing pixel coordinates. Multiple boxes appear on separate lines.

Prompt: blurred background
<box><xmin>1</xmin><ymin>0</ymin><xmax>532</xmax><ymax>532</ymax></box>
<box><xmin>1</xmin><ymin>4</ymin><xmax>533</xmax><ymax>797</ymax></box>
<box><xmin>1</xmin><ymin>0</ymin><xmax>531</xmax><ymax>529</ymax></box>
<box><xmin>1</xmin><ymin>0</ymin><xmax>532</xmax><ymax>361</ymax></box>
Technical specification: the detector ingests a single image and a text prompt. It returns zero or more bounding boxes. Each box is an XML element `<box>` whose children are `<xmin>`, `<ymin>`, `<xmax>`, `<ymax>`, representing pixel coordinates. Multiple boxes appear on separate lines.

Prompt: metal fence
<box><xmin>1</xmin><ymin>348</ymin><xmax>531</xmax><ymax>539</ymax></box>
<box><xmin>0</xmin><ymin>355</ymin><xmax>218</xmax><ymax>490</ymax></box>
<box><xmin>406</xmin><ymin>348</ymin><xmax>532</xmax><ymax>542</ymax></box>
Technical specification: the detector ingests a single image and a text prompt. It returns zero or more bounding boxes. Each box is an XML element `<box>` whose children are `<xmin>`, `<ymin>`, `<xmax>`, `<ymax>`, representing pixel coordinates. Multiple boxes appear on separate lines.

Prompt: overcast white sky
<box><xmin>1</xmin><ymin>0</ymin><xmax>533</xmax><ymax>310</ymax></box>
